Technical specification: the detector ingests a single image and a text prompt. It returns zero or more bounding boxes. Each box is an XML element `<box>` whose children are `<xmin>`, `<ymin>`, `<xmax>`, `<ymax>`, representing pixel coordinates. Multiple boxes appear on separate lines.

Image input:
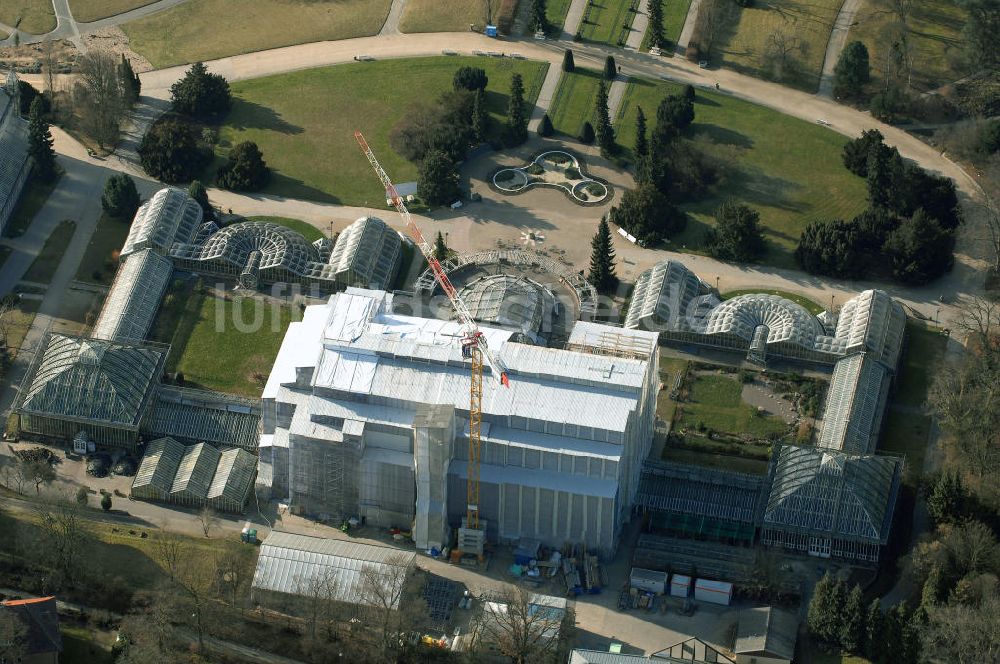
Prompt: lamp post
<box><xmin>715</xmin><ymin>275</ymin><xmax>720</xmax><ymax>292</ymax></box>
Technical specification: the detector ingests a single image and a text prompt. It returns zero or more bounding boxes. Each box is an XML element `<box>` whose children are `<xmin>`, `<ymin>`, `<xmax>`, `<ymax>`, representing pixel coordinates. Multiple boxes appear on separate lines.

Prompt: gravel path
<box><xmin>818</xmin><ymin>0</ymin><xmax>864</xmax><ymax>98</ymax></box>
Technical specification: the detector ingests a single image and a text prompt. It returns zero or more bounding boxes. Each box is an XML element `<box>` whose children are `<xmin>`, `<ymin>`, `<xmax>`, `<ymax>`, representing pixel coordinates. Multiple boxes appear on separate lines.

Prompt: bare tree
<box><xmin>22</xmin><ymin>458</ymin><xmax>55</xmax><ymax>495</ymax></box>
<box><xmin>358</xmin><ymin>555</ymin><xmax>424</xmax><ymax>662</ymax></box>
<box><xmin>691</xmin><ymin>0</ymin><xmax>735</xmax><ymax>58</ymax></box>
<box><xmin>0</xmin><ymin>295</ymin><xmax>15</xmax><ymax>349</ymax></box>
<box><xmin>73</xmin><ymin>49</ymin><xmax>126</xmax><ymax>149</ymax></box>
<box><xmin>198</xmin><ymin>505</ymin><xmax>219</xmax><ymax>538</ymax></box>
<box><xmin>174</xmin><ymin>551</ymin><xmax>214</xmax><ymax>653</ymax></box>
<box><xmin>153</xmin><ymin>533</ymin><xmax>183</xmax><ymax>582</ymax></box>
<box><xmin>216</xmin><ymin>548</ymin><xmax>249</xmax><ymax>610</ymax></box>
<box><xmin>763</xmin><ymin>28</ymin><xmax>802</xmax><ymax>81</ymax></box>
<box><xmin>295</xmin><ymin>567</ymin><xmax>342</xmax><ymax>641</ymax></box>
<box><xmin>41</xmin><ymin>39</ymin><xmax>57</xmax><ymax>101</ymax></box>
<box><xmin>34</xmin><ymin>499</ymin><xmax>89</xmax><ymax>584</ymax></box>
<box><xmin>484</xmin><ymin>0</ymin><xmax>496</xmax><ymax>24</ymax></box>
<box><xmin>477</xmin><ymin>586</ymin><xmax>566</xmax><ymax>664</ymax></box>
<box><xmin>922</xmin><ymin>593</ymin><xmax>1000</xmax><ymax>662</ymax></box>
<box><xmin>983</xmin><ymin>188</ymin><xmax>1000</xmax><ymax>273</ymax></box>
<box><xmin>0</xmin><ymin>608</ymin><xmax>28</xmax><ymax>663</ymax></box>
<box><xmin>954</xmin><ymin>296</ymin><xmax>1000</xmax><ymax>346</ymax></box>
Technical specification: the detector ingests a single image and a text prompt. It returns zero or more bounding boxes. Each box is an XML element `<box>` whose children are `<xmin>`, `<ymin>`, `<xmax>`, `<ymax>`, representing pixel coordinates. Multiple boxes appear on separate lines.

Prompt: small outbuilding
<box><xmin>694</xmin><ymin>579</ymin><xmax>733</xmax><ymax>606</ymax></box>
<box><xmin>733</xmin><ymin>606</ymin><xmax>798</xmax><ymax>664</ymax></box>
<box><xmin>629</xmin><ymin>567</ymin><xmax>668</xmax><ymax>595</ymax></box>
<box><xmin>670</xmin><ymin>574</ymin><xmax>692</xmax><ymax>597</ymax></box>
<box><xmin>0</xmin><ymin>596</ymin><xmax>63</xmax><ymax>664</ymax></box>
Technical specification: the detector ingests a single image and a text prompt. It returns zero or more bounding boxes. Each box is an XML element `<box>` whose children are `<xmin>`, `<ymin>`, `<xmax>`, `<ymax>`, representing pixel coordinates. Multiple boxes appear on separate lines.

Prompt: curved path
<box><xmin>818</xmin><ymin>0</ymin><xmax>864</xmax><ymax>98</ymax></box>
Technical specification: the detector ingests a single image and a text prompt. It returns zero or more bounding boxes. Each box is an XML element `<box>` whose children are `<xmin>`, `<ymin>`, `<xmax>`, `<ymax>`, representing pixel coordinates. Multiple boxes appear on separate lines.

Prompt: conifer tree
<box><xmin>927</xmin><ymin>470</ymin><xmax>967</xmax><ymax>525</ymax></box>
<box><xmin>118</xmin><ymin>54</ymin><xmax>141</xmax><ymax>105</ymax></box>
<box><xmin>594</xmin><ymin>79</ymin><xmax>615</xmax><ymax>157</ymax></box>
<box><xmin>647</xmin><ymin>0</ymin><xmax>665</xmax><ymax>49</ymax></box>
<box><xmin>604</xmin><ymin>55</ymin><xmax>617</xmax><ymax>80</ymax></box>
<box><xmin>841</xmin><ymin>584</ymin><xmax>866</xmax><ymax>653</ymax></box>
<box><xmin>472</xmin><ymin>88</ymin><xmax>489</xmax><ymax>142</ymax></box>
<box><xmin>579</xmin><ymin>121</ymin><xmax>595</xmax><ymax>144</ymax></box>
<box><xmin>864</xmin><ymin>598</ymin><xmax>885</xmax><ymax>662</ymax></box>
<box><xmin>808</xmin><ymin>573</ymin><xmax>841</xmax><ymax>643</ymax></box>
<box><xmin>506</xmin><ymin>74</ymin><xmax>528</xmax><ymax>146</ymax></box>
<box><xmin>27</xmin><ymin>97</ymin><xmax>56</xmax><ymax>182</ymax></box>
<box><xmin>531</xmin><ymin>0</ymin><xmax>548</xmax><ymax>33</ymax></box>
<box><xmin>562</xmin><ymin>49</ymin><xmax>575</xmax><ymax>73</ymax></box>
<box><xmin>538</xmin><ymin>113</ymin><xmax>554</xmax><ymax>137</ymax></box>
<box><xmin>434</xmin><ymin>231</ymin><xmax>448</xmax><ymax>261</ymax></box>
<box><xmin>588</xmin><ymin>218</ymin><xmax>617</xmax><ymax>293</ymax></box>
<box><xmin>634</xmin><ymin>106</ymin><xmax>648</xmax><ymax>157</ymax></box>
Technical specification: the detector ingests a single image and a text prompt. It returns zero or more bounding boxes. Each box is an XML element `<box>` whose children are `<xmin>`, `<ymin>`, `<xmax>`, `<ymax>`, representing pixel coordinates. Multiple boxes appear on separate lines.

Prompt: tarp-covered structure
<box><xmin>251</xmin><ymin>531</ymin><xmax>416</xmax><ymax>614</ymax></box>
<box><xmin>0</xmin><ymin>71</ymin><xmax>32</xmax><ymax>236</ymax></box>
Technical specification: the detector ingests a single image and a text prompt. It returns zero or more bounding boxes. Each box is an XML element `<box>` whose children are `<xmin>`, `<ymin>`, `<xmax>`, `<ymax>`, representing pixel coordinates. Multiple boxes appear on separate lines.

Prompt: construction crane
<box><xmin>354</xmin><ymin>131</ymin><xmax>509</xmax><ymax>537</ymax></box>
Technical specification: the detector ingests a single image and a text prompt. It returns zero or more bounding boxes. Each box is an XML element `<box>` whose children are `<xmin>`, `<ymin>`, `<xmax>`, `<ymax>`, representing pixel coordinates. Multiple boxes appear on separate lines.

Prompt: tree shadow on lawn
<box><xmin>259</xmin><ymin>171</ymin><xmax>342</xmax><ymax>205</ymax></box>
<box><xmin>721</xmin><ymin>163</ymin><xmax>807</xmax><ymax>214</ymax></box>
<box><xmin>225</xmin><ymin>99</ymin><xmax>304</xmax><ymax>135</ymax></box>
<box><xmin>691</xmin><ymin>123</ymin><xmax>754</xmax><ymax>149</ymax></box>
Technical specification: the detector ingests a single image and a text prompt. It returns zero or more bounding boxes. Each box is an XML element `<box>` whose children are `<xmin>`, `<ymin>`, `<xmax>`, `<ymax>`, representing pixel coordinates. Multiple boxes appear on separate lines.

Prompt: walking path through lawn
<box><xmin>608</xmin><ymin>74</ymin><xmax>629</xmax><ymax>121</ymax></box>
<box><xmin>529</xmin><ymin>63</ymin><xmax>564</xmax><ymax>131</ymax></box>
<box><xmin>818</xmin><ymin>0</ymin><xmax>863</xmax><ymax>97</ymax></box>
<box><xmin>625</xmin><ymin>0</ymin><xmax>650</xmax><ymax>50</ymax></box>
<box><xmin>676</xmin><ymin>0</ymin><xmax>703</xmax><ymax>53</ymax></box>
<box><xmin>379</xmin><ymin>0</ymin><xmax>409</xmax><ymax>35</ymax></box>
<box><xmin>562</xmin><ymin>0</ymin><xmax>588</xmax><ymax>39</ymax></box>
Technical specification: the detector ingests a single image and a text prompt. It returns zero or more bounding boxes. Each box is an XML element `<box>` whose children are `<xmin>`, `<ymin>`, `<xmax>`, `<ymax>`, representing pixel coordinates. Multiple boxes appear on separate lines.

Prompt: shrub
<box><xmin>579</xmin><ymin>121</ymin><xmax>595</xmax><ymax>144</ymax></box>
<box><xmin>101</xmin><ymin>174</ymin><xmax>140</xmax><ymax>219</ymax></box>
<box><xmin>538</xmin><ymin>113</ymin><xmax>554</xmax><ymax>137</ymax></box>
<box><xmin>139</xmin><ymin>117</ymin><xmax>210</xmax><ymax>183</ymax></box>
<box><xmin>453</xmin><ymin>66</ymin><xmax>488</xmax><ymax>92</ymax></box>
<box><xmin>216</xmin><ymin>141</ymin><xmax>269</xmax><ymax>191</ymax></box>
<box><xmin>101</xmin><ymin>493</ymin><xmax>112</xmax><ymax>511</ymax></box>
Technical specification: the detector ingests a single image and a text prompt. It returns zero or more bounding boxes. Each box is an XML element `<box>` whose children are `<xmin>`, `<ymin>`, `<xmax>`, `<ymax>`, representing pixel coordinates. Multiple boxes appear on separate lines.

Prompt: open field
<box><xmin>122</xmin><ymin>0</ymin><xmax>392</xmax><ymax>68</ymax></box>
<box><xmin>715</xmin><ymin>0</ymin><xmax>842</xmax><ymax>92</ymax></box>
<box><xmin>616</xmin><ymin>77</ymin><xmax>868</xmax><ymax>268</ymax></box>
<box><xmin>214</xmin><ymin>57</ymin><xmax>548</xmax><ymax>205</ymax></box>
<box><xmin>247</xmin><ymin>215</ymin><xmax>326</xmax><ymax>243</ymax></box>
<box><xmin>721</xmin><ymin>288</ymin><xmax>825</xmax><ymax>315</ymax></box>
<box><xmin>68</xmin><ymin>0</ymin><xmax>155</xmax><ymax>22</ymax></box>
<box><xmin>399</xmin><ymin>0</ymin><xmax>490</xmax><ymax>32</ymax></box>
<box><xmin>547</xmin><ymin>67</ymin><xmax>604</xmax><ymax>137</ymax></box>
<box><xmin>579</xmin><ymin>0</ymin><xmax>636</xmax><ymax>45</ymax></box>
<box><xmin>163</xmin><ymin>291</ymin><xmax>300</xmax><ymax>396</ymax></box>
<box><xmin>74</xmin><ymin>213</ymin><xmax>129</xmax><ymax>285</ymax></box>
<box><xmin>847</xmin><ymin>0</ymin><xmax>966</xmax><ymax>93</ymax></box>
<box><xmin>23</xmin><ymin>220</ymin><xmax>75</xmax><ymax>285</ymax></box>
<box><xmin>547</xmin><ymin>0</ymin><xmax>574</xmax><ymax>31</ymax></box>
<box><xmin>676</xmin><ymin>373</ymin><xmax>788</xmax><ymax>438</ymax></box>
<box><xmin>642</xmin><ymin>0</ymin><xmax>692</xmax><ymax>50</ymax></box>
<box><xmin>3</xmin><ymin>172</ymin><xmax>62</xmax><ymax>238</ymax></box>
<box><xmin>0</xmin><ymin>0</ymin><xmax>56</xmax><ymax>35</ymax></box>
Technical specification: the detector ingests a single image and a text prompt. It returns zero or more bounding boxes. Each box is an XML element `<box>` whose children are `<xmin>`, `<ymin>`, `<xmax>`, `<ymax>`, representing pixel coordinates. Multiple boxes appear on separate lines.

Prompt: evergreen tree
<box><xmin>612</xmin><ymin>184</ymin><xmax>686</xmax><ymax>245</ymax></box>
<box><xmin>833</xmin><ymin>40</ymin><xmax>871</xmax><ymax>100</ymax></box>
<box><xmin>921</xmin><ymin>564</ymin><xmax>947</xmax><ymax>614</ymax></box>
<box><xmin>188</xmin><ymin>180</ymin><xmax>215</xmax><ymax>221</ymax></box>
<box><xmin>654</xmin><ymin>94</ymin><xmax>695</xmax><ymax>141</ymax></box>
<box><xmin>101</xmin><ymin>173</ymin><xmax>140</xmax><ymax>219</ymax></box>
<box><xmin>562</xmin><ymin>49</ymin><xmax>575</xmax><ymax>73</ymax></box>
<box><xmin>118</xmin><ymin>54</ymin><xmax>141</xmax><ymax>106</ymax></box>
<box><xmin>864</xmin><ymin>598</ymin><xmax>885</xmax><ymax>662</ymax></box>
<box><xmin>216</xmin><ymin>141</ymin><xmax>269</xmax><ymax>191</ymax></box>
<box><xmin>453</xmin><ymin>66</ymin><xmax>488</xmax><ymax>92</ymax></box>
<box><xmin>705</xmin><ymin>199</ymin><xmax>766</xmax><ymax>263</ymax></box>
<box><xmin>634</xmin><ymin>106</ymin><xmax>648</xmax><ymax>158</ymax></box>
<box><xmin>170</xmin><ymin>62</ymin><xmax>232</xmax><ymax>118</ymax></box>
<box><xmin>579</xmin><ymin>121</ymin><xmax>595</xmax><ymax>144</ymax></box>
<box><xmin>27</xmin><ymin>97</ymin><xmax>56</xmax><ymax>182</ymax></box>
<box><xmin>808</xmin><ymin>573</ymin><xmax>840</xmax><ymax>643</ymax></box>
<box><xmin>417</xmin><ymin>150</ymin><xmax>461</xmax><ymax>206</ymax></box>
<box><xmin>604</xmin><ymin>55</ymin><xmax>617</xmax><ymax>80</ymax></box>
<box><xmin>531</xmin><ymin>0</ymin><xmax>548</xmax><ymax>33</ymax></box>
<box><xmin>683</xmin><ymin>83</ymin><xmax>696</xmax><ymax>101</ymax></box>
<box><xmin>841</xmin><ymin>584</ymin><xmax>866</xmax><ymax>653</ymax></box>
<box><xmin>139</xmin><ymin>118</ymin><xmax>209</xmax><ymax>183</ymax></box>
<box><xmin>538</xmin><ymin>113</ymin><xmax>554</xmax><ymax>137</ymax></box>
<box><xmin>472</xmin><ymin>88</ymin><xmax>489</xmax><ymax>142</ymax></box>
<box><xmin>588</xmin><ymin>219</ymin><xmax>617</xmax><ymax>293</ymax></box>
<box><xmin>927</xmin><ymin>471</ymin><xmax>968</xmax><ymax>525</ymax></box>
<box><xmin>866</xmin><ymin>142</ymin><xmax>903</xmax><ymax>209</ymax></box>
<box><xmin>101</xmin><ymin>493</ymin><xmax>112</xmax><ymax>511</ymax></box>
<box><xmin>595</xmin><ymin>80</ymin><xmax>616</xmax><ymax>156</ymax></box>
<box><xmin>647</xmin><ymin>0</ymin><xmax>665</xmax><ymax>49</ymax></box>
<box><xmin>434</xmin><ymin>231</ymin><xmax>449</xmax><ymax>261</ymax></box>
<box><xmin>884</xmin><ymin>209</ymin><xmax>955</xmax><ymax>285</ymax></box>
<box><xmin>506</xmin><ymin>73</ymin><xmax>528</xmax><ymax>146</ymax></box>
<box><xmin>842</xmin><ymin>128</ymin><xmax>885</xmax><ymax>176</ymax></box>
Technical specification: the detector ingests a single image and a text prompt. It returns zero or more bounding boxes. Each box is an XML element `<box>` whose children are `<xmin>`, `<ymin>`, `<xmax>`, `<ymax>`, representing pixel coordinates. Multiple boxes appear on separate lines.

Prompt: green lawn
<box><xmin>61</xmin><ymin>625</ymin><xmax>116</xmax><ymax>664</ymax></box>
<box><xmin>548</xmin><ymin>67</ymin><xmax>604</xmax><ymax>137</ymax></box>
<box><xmin>399</xmin><ymin>0</ymin><xmax>490</xmax><ymax>32</ymax></box>
<box><xmin>547</xmin><ymin>0</ymin><xmax>574</xmax><ymax>31</ymax></box>
<box><xmin>74</xmin><ymin>213</ymin><xmax>130</xmax><ymax>285</ymax></box>
<box><xmin>0</xmin><ymin>0</ymin><xmax>56</xmax><ymax>34</ymax></box>
<box><xmin>715</xmin><ymin>0</ymin><xmax>843</xmax><ymax>92</ymax></box>
<box><xmin>2</xmin><ymin>298</ymin><xmax>40</xmax><ymax>361</ymax></box>
<box><xmin>656</xmin><ymin>355</ymin><xmax>689</xmax><ymax>422</ymax></box>
<box><xmin>615</xmin><ymin>78</ymin><xmax>868</xmax><ymax>268</ymax></box>
<box><xmin>23</xmin><ymin>220</ymin><xmax>75</xmax><ymax>285</ymax></box>
<box><xmin>3</xmin><ymin>171</ymin><xmax>62</xmax><ymax>238</ymax></box>
<box><xmin>214</xmin><ymin>57</ymin><xmax>548</xmax><ymax>206</ymax></box>
<box><xmin>848</xmin><ymin>0</ymin><xmax>966</xmax><ymax>93</ymax></box>
<box><xmin>642</xmin><ymin>0</ymin><xmax>692</xmax><ymax>50</ymax></box>
<box><xmin>68</xmin><ymin>0</ymin><xmax>155</xmax><ymax>22</ymax></box>
<box><xmin>247</xmin><ymin>216</ymin><xmax>326</xmax><ymax>243</ymax></box>
<box><xmin>122</xmin><ymin>0</ymin><xmax>392</xmax><ymax>68</ymax></box>
<box><xmin>579</xmin><ymin>0</ymin><xmax>637</xmax><ymax>45</ymax></box>
<box><xmin>677</xmin><ymin>374</ymin><xmax>788</xmax><ymax>437</ymax></box>
<box><xmin>166</xmin><ymin>292</ymin><xmax>301</xmax><ymax>396</ymax></box>
<box><xmin>722</xmin><ymin>289</ymin><xmax>825</xmax><ymax>315</ymax></box>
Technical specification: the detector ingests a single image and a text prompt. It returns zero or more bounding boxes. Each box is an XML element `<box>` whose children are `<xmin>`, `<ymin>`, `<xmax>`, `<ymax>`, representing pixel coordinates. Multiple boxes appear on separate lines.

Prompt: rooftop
<box><xmin>121</xmin><ymin>188</ymin><xmax>202</xmax><ymax>257</ymax></box>
<box><xmin>734</xmin><ymin>606</ymin><xmax>798</xmax><ymax>660</ymax></box>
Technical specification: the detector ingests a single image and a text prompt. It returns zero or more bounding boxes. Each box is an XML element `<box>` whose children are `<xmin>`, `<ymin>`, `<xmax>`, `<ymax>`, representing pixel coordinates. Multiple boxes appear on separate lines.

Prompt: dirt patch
<box><xmin>82</xmin><ymin>26</ymin><xmax>152</xmax><ymax>72</ymax></box>
<box><xmin>0</xmin><ymin>39</ymin><xmax>78</xmax><ymax>73</ymax></box>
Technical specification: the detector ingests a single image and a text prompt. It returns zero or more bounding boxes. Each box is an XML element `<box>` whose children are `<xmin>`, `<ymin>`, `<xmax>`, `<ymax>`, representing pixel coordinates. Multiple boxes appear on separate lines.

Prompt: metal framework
<box><xmin>355</xmin><ymin>130</ymin><xmax>510</xmax><ymax>534</ymax></box>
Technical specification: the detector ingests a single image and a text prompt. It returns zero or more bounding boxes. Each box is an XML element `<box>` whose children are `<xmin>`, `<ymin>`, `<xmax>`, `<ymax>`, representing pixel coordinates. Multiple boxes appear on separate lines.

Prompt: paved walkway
<box><xmin>818</xmin><ymin>0</ymin><xmax>864</xmax><ymax>98</ymax></box>
<box><xmin>0</xmin><ymin>0</ymin><xmax>192</xmax><ymax>45</ymax></box>
<box><xmin>562</xmin><ymin>0</ymin><xmax>588</xmax><ymax>39</ymax></box>
<box><xmin>379</xmin><ymin>0</ymin><xmax>408</xmax><ymax>36</ymax></box>
<box><xmin>625</xmin><ymin>0</ymin><xmax>650</xmax><ymax>50</ymax></box>
<box><xmin>528</xmin><ymin>62</ymin><xmax>564</xmax><ymax>131</ymax></box>
<box><xmin>608</xmin><ymin>74</ymin><xmax>629</xmax><ymax>121</ymax></box>
<box><xmin>676</xmin><ymin>0</ymin><xmax>703</xmax><ymax>53</ymax></box>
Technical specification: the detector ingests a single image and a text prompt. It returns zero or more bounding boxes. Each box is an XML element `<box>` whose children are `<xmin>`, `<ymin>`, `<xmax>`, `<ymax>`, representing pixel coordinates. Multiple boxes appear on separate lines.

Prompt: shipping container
<box><xmin>629</xmin><ymin>567</ymin><xmax>668</xmax><ymax>595</ymax></box>
<box><xmin>670</xmin><ymin>574</ymin><xmax>692</xmax><ymax>598</ymax></box>
<box><xmin>694</xmin><ymin>578</ymin><xmax>733</xmax><ymax>606</ymax></box>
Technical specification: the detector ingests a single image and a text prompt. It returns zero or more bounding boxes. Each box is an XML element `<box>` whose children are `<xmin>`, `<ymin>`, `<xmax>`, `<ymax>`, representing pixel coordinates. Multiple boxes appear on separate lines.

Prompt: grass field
<box><xmin>615</xmin><ymin>77</ymin><xmax>868</xmax><ymax>268</ymax></box>
<box><xmin>642</xmin><ymin>0</ymin><xmax>692</xmax><ymax>50</ymax></box>
<box><xmin>3</xmin><ymin>298</ymin><xmax>40</xmax><ymax>361</ymax></box>
<box><xmin>61</xmin><ymin>625</ymin><xmax>116</xmax><ymax>664</ymax></box>
<box><xmin>848</xmin><ymin>0</ymin><xmax>966</xmax><ymax>93</ymax></box>
<box><xmin>3</xmin><ymin>172</ymin><xmax>62</xmax><ymax>238</ymax></box>
<box><xmin>68</xmin><ymin>0</ymin><xmax>155</xmax><ymax>22</ymax></box>
<box><xmin>579</xmin><ymin>0</ymin><xmax>637</xmax><ymax>45</ymax></box>
<box><xmin>0</xmin><ymin>0</ymin><xmax>56</xmax><ymax>34</ymax></box>
<box><xmin>23</xmin><ymin>220</ymin><xmax>75</xmax><ymax>285</ymax></box>
<box><xmin>548</xmin><ymin>67</ymin><xmax>604</xmax><ymax>137</ymax></box>
<box><xmin>716</xmin><ymin>0</ymin><xmax>843</xmax><ymax>92</ymax></box>
<box><xmin>122</xmin><ymin>0</ymin><xmax>392</xmax><ymax>68</ymax></box>
<box><xmin>247</xmin><ymin>215</ymin><xmax>326</xmax><ymax>243</ymax></box>
<box><xmin>214</xmin><ymin>57</ymin><xmax>548</xmax><ymax>205</ymax></box>
<box><xmin>722</xmin><ymin>288</ymin><xmax>825</xmax><ymax>315</ymax></box>
<box><xmin>547</xmin><ymin>0</ymin><xmax>574</xmax><ymax>31</ymax></box>
<box><xmin>74</xmin><ymin>213</ymin><xmax>129</xmax><ymax>285</ymax></box>
<box><xmin>399</xmin><ymin>0</ymin><xmax>490</xmax><ymax>32</ymax></box>
<box><xmin>166</xmin><ymin>292</ymin><xmax>301</xmax><ymax>396</ymax></box>
<box><xmin>676</xmin><ymin>373</ymin><xmax>788</xmax><ymax>437</ymax></box>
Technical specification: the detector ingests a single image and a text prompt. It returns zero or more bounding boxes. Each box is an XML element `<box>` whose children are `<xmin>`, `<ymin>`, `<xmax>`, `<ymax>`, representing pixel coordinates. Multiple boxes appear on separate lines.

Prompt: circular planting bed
<box><xmin>490</xmin><ymin>150</ymin><xmax>612</xmax><ymax>205</ymax></box>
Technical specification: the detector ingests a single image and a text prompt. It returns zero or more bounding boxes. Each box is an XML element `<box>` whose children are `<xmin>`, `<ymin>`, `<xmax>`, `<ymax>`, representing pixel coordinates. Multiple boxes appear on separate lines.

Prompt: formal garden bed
<box><xmin>491</xmin><ymin>150</ymin><xmax>612</xmax><ymax>205</ymax></box>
